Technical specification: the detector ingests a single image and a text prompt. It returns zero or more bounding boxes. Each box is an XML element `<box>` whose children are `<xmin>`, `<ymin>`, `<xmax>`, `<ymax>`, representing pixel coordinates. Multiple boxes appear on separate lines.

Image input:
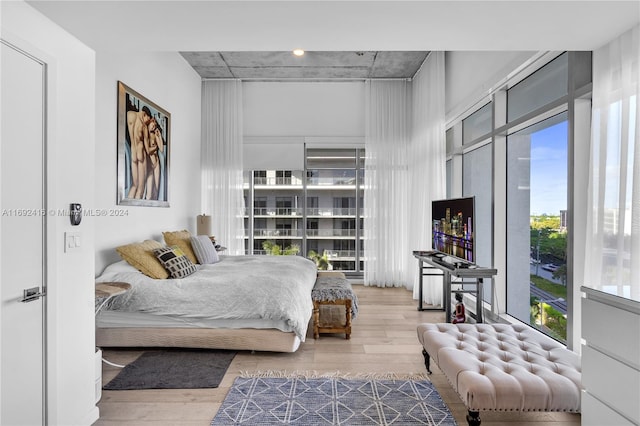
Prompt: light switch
<box><xmin>64</xmin><ymin>232</ymin><xmax>81</xmax><ymax>253</ymax></box>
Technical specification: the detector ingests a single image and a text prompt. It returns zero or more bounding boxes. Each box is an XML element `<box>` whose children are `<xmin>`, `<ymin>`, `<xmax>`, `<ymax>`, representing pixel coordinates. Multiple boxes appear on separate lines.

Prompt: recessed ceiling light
<box><xmin>292</xmin><ymin>49</ymin><xmax>305</xmax><ymax>57</ymax></box>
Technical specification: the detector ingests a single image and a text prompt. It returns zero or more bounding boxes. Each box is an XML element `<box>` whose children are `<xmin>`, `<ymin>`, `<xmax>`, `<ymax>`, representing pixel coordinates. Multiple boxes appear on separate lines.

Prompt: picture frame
<box><xmin>117</xmin><ymin>81</ymin><xmax>170</xmax><ymax>207</ymax></box>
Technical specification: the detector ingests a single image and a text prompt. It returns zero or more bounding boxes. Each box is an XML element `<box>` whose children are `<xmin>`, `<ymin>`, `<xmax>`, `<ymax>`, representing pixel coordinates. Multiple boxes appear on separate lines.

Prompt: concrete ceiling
<box><xmin>180</xmin><ymin>51</ymin><xmax>430</xmax><ymax>79</ymax></box>
<box><xmin>21</xmin><ymin>1</ymin><xmax>640</xmax><ymax>80</ymax></box>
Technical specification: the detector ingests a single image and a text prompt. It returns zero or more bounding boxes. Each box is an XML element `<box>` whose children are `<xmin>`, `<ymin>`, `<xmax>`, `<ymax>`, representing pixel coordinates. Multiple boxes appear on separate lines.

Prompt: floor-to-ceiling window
<box><xmin>462</xmin><ymin>102</ymin><xmax>494</xmax><ymax>308</ymax></box>
<box><xmin>507</xmin><ymin>113</ymin><xmax>568</xmax><ymax>341</ymax></box>
<box><xmin>244</xmin><ymin>170</ymin><xmax>304</xmax><ymax>255</ymax></box>
<box><xmin>448</xmin><ymin>51</ymin><xmax>591</xmax><ymax>345</ymax></box>
<box><xmin>504</xmin><ymin>53</ymin><xmax>572</xmax><ymax>342</ymax></box>
<box><xmin>463</xmin><ymin>141</ymin><xmax>493</xmax><ymax>306</ymax></box>
<box><xmin>244</xmin><ymin>146</ymin><xmax>365</xmax><ymax>276</ymax></box>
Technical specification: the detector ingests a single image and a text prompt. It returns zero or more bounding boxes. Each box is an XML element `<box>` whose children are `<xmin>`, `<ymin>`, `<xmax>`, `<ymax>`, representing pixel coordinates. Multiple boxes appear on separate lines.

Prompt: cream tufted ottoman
<box><xmin>417</xmin><ymin>323</ymin><xmax>581</xmax><ymax>425</ymax></box>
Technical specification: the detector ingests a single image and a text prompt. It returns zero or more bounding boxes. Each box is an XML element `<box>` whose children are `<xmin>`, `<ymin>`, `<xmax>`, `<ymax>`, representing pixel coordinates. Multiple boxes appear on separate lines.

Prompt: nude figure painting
<box><xmin>117</xmin><ymin>81</ymin><xmax>170</xmax><ymax>207</ymax></box>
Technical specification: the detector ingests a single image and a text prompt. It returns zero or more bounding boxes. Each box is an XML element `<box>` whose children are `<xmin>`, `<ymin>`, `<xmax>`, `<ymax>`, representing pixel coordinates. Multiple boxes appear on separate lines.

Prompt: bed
<box><xmin>95</xmin><ymin>254</ymin><xmax>318</xmax><ymax>353</ymax></box>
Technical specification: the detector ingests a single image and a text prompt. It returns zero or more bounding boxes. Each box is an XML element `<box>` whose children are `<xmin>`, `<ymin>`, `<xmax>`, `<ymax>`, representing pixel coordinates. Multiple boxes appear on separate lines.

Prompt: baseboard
<box><xmin>79</xmin><ymin>406</ymin><xmax>100</xmax><ymax>426</ymax></box>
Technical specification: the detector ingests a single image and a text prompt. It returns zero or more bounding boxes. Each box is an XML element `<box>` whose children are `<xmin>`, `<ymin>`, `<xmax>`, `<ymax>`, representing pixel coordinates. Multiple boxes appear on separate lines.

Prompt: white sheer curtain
<box><xmin>585</xmin><ymin>25</ymin><xmax>640</xmax><ymax>302</ymax></box>
<box><xmin>364</xmin><ymin>80</ymin><xmax>411</xmax><ymax>287</ymax></box>
<box><xmin>408</xmin><ymin>52</ymin><xmax>446</xmax><ymax>305</ymax></box>
<box><xmin>201</xmin><ymin>80</ymin><xmax>245</xmax><ymax>255</ymax></box>
<box><xmin>364</xmin><ymin>54</ymin><xmax>446</xmax><ymax>295</ymax></box>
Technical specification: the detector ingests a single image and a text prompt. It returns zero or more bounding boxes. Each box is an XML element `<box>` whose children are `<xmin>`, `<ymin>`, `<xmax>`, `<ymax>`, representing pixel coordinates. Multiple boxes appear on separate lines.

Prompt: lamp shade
<box><xmin>196</xmin><ymin>214</ymin><xmax>212</xmax><ymax>236</ymax></box>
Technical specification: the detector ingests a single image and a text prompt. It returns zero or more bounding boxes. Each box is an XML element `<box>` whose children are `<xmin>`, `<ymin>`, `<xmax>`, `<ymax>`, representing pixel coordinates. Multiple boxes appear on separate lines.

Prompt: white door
<box><xmin>0</xmin><ymin>40</ymin><xmax>47</xmax><ymax>426</ymax></box>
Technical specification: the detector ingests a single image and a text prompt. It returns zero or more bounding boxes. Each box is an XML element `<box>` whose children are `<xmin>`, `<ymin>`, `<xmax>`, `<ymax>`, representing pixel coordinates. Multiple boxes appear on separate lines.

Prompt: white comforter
<box><xmin>96</xmin><ymin>255</ymin><xmax>318</xmax><ymax>340</ymax></box>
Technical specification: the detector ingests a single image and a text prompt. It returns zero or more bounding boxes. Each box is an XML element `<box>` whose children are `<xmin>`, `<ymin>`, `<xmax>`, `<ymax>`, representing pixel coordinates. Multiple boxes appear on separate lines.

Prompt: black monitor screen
<box><xmin>432</xmin><ymin>197</ymin><xmax>475</xmax><ymax>263</ymax></box>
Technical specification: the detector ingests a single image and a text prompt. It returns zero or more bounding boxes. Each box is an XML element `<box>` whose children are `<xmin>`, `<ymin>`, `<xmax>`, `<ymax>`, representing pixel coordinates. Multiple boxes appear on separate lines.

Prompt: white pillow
<box><xmin>190</xmin><ymin>235</ymin><xmax>220</xmax><ymax>264</ymax></box>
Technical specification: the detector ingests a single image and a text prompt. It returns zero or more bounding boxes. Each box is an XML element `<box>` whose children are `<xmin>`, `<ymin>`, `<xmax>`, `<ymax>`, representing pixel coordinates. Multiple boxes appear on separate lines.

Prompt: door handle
<box><xmin>21</xmin><ymin>286</ymin><xmax>45</xmax><ymax>303</ymax></box>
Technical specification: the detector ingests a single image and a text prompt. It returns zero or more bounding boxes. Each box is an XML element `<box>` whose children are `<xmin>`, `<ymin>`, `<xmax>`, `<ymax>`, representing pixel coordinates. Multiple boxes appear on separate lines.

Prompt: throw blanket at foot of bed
<box><xmin>416</xmin><ymin>323</ymin><xmax>581</xmax><ymax>426</ymax></box>
<box><xmin>311</xmin><ymin>272</ymin><xmax>358</xmax><ymax>339</ymax></box>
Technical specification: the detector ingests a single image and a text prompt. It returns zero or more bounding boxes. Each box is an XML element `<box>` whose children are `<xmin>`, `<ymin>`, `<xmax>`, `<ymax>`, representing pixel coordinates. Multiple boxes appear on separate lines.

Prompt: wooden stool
<box><xmin>311</xmin><ymin>272</ymin><xmax>357</xmax><ymax>340</ymax></box>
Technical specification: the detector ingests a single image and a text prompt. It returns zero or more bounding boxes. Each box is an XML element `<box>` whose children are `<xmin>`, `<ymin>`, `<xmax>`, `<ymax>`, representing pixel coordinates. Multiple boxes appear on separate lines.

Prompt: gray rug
<box><xmin>211</xmin><ymin>376</ymin><xmax>457</xmax><ymax>425</ymax></box>
<box><xmin>104</xmin><ymin>349</ymin><xmax>236</xmax><ymax>390</ymax></box>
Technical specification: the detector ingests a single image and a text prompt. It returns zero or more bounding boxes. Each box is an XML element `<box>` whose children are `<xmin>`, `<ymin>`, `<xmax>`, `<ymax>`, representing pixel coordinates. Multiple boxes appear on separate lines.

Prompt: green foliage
<box><xmin>262</xmin><ymin>240</ymin><xmax>300</xmax><ymax>256</ymax></box>
<box><xmin>552</xmin><ymin>264</ymin><xmax>567</xmax><ymax>285</ymax></box>
<box><xmin>530</xmin><ymin>214</ymin><xmax>561</xmax><ymax>230</ymax></box>
<box><xmin>546</xmin><ymin>232</ymin><xmax>567</xmax><ymax>260</ymax></box>
<box><xmin>531</xmin><ymin>227</ymin><xmax>567</xmax><ymax>260</ymax></box>
<box><xmin>530</xmin><ymin>275</ymin><xmax>567</xmax><ymax>299</ymax></box>
<box><xmin>307</xmin><ymin>250</ymin><xmax>331</xmax><ymax>270</ymax></box>
<box><xmin>530</xmin><ymin>296</ymin><xmax>541</xmax><ymax>324</ymax></box>
<box><xmin>530</xmin><ymin>215</ymin><xmax>568</xmax><ymax>341</ymax></box>
<box><xmin>542</xmin><ymin>304</ymin><xmax>567</xmax><ymax>341</ymax></box>
<box><xmin>530</xmin><ymin>295</ymin><xmax>567</xmax><ymax>341</ymax></box>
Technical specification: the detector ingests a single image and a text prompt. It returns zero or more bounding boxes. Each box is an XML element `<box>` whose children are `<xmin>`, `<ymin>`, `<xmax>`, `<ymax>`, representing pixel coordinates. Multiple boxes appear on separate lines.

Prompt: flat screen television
<box><xmin>431</xmin><ymin>196</ymin><xmax>475</xmax><ymax>264</ymax></box>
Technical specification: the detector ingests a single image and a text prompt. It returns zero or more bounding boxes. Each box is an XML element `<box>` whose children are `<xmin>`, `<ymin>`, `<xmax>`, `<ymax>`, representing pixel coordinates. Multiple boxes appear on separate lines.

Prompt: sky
<box><xmin>530</xmin><ymin>120</ymin><xmax>568</xmax><ymax>216</ymax></box>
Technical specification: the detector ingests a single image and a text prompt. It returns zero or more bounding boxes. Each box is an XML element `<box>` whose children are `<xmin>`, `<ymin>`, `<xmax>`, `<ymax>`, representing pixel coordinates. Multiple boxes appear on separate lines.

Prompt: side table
<box><xmin>95</xmin><ymin>282</ymin><xmax>131</xmax><ymax>314</ymax></box>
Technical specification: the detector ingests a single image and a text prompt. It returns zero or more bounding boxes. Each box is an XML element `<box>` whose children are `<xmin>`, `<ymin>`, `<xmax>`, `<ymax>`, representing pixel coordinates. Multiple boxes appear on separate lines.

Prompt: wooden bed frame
<box><xmin>96</xmin><ymin>256</ymin><xmax>329</xmax><ymax>353</ymax></box>
<box><xmin>96</xmin><ymin>326</ymin><xmax>303</xmax><ymax>353</ymax></box>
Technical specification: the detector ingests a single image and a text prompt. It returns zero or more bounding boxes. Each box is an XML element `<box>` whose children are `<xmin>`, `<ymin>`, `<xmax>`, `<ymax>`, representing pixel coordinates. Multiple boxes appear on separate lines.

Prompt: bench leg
<box><xmin>422</xmin><ymin>348</ymin><xmax>432</xmax><ymax>374</ymax></box>
<box><xmin>313</xmin><ymin>301</ymin><xmax>320</xmax><ymax>339</ymax></box>
<box><xmin>345</xmin><ymin>299</ymin><xmax>352</xmax><ymax>340</ymax></box>
<box><xmin>466</xmin><ymin>410</ymin><xmax>481</xmax><ymax>426</ymax></box>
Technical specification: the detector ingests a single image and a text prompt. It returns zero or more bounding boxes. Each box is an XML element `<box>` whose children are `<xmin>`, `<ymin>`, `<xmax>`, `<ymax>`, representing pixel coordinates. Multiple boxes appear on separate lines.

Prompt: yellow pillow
<box><xmin>115</xmin><ymin>240</ymin><xmax>169</xmax><ymax>279</ymax></box>
<box><xmin>162</xmin><ymin>230</ymin><xmax>198</xmax><ymax>264</ymax></box>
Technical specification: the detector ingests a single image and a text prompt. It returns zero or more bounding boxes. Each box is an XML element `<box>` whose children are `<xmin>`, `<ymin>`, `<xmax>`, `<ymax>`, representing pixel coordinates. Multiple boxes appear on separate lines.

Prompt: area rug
<box><xmin>103</xmin><ymin>348</ymin><xmax>236</xmax><ymax>390</ymax></box>
<box><xmin>211</xmin><ymin>373</ymin><xmax>457</xmax><ymax>425</ymax></box>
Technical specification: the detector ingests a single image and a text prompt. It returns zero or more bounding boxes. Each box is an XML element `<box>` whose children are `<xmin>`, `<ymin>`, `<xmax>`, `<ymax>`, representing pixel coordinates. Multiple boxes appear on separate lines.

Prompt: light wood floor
<box><xmin>95</xmin><ymin>285</ymin><xmax>580</xmax><ymax>426</ymax></box>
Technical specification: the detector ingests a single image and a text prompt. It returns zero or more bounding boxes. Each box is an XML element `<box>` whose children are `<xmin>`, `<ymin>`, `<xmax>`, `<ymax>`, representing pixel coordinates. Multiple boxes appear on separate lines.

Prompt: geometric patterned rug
<box><xmin>211</xmin><ymin>376</ymin><xmax>457</xmax><ymax>425</ymax></box>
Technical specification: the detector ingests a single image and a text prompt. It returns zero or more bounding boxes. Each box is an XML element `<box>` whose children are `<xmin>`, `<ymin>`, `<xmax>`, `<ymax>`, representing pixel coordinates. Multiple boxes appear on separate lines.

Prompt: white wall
<box><xmin>1</xmin><ymin>2</ymin><xmax>98</xmax><ymax>424</ymax></box>
<box><xmin>94</xmin><ymin>52</ymin><xmax>202</xmax><ymax>274</ymax></box>
<box><xmin>243</xmin><ymin>81</ymin><xmax>365</xmax><ymax>137</ymax></box>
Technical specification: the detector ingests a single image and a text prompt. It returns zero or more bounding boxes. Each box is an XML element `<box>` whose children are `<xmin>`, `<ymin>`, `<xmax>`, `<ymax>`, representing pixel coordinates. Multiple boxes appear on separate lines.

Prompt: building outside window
<box><xmin>244</xmin><ymin>147</ymin><xmax>365</xmax><ymax>276</ymax></box>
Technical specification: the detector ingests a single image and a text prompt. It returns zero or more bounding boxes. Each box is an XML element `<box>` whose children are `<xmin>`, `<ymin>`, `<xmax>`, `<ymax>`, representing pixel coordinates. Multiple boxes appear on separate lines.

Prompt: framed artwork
<box><xmin>117</xmin><ymin>81</ymin><xmax>170</xmax><ymax>207</ymax></box>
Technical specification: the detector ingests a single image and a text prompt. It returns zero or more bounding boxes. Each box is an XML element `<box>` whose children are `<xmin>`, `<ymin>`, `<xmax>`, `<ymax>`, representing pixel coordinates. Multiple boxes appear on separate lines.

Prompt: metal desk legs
<box><xmin>417</xmin><ymin>259</ymin><xmax>445</xmax><ymax>312</ymax></box>
<box><xmin>447</xmin><ymin>276</ymin><xmax>484</xmax><ymax>323</ymax></box>
<box><xmin>476</xmin><ymin>278</ymin><xmax>484</xmax><ymax>323</ymax></box>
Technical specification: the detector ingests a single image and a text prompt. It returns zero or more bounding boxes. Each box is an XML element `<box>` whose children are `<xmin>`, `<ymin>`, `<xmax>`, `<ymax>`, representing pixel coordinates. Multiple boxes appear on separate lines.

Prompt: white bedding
<box><xmin>96</xmin><ymin>255</ymin><xmax>318</xmax><ymax>340</ymax></box>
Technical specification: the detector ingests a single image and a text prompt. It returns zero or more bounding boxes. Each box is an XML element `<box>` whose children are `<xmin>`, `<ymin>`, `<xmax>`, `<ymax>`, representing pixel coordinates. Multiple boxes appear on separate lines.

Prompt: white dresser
<box><xmin>581</xmin><ymin>287</ymin><xmax>640</xmax><ymax>426</ymax></box>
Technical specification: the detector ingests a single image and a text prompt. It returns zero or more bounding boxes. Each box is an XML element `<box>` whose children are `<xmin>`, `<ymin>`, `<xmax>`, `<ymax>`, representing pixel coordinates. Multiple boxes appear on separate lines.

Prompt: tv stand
<box><xmin>413</xmin><ymin>251</ymin><xmax>497</xmax><ymax>323</ymax></box>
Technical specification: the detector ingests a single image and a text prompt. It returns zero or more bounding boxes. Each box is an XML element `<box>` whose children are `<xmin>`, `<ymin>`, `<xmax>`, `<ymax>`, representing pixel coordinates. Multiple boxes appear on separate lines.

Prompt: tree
<box><xmin>307</xmin><ymin>250</ymin><xmax>331</xmax><ymax>270</ymax></box>
<box><xmin>530</xmin><ymin>215</ymin><xmax>567</xmax><ymax>272</ymax></box>
<box><xmin>531</xmin><ymin>214</ymin><xmax>561</xmax><ymax>230</ymax></box>
<box><xmin>552</xmin><ymin>263</ymin><xmax>567</xmax><ymax>286</ymax></box>
<box><xmin>530</xmin><ymin>296</ymin><xmax>541</xmax><ymax>324</ymax></box>
<box><xmin>262</xmin><ymin>240</ymin><xmax>300</xmax><ymax>256</ymax></box>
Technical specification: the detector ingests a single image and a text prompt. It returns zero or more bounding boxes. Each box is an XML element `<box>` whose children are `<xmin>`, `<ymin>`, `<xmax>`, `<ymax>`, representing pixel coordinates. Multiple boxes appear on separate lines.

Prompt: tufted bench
<box><xmin>416</xmin><ymin>323</ymin><xmax>581</xmax><ymax>425</ymax></box>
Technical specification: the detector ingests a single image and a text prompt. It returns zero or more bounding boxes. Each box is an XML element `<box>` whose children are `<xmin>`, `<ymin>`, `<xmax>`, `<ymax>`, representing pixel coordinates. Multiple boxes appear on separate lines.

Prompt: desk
<box><xmin>413</xmin><ymin>251</ymin><xmax>497</xmax><ymax>323</ymax></box>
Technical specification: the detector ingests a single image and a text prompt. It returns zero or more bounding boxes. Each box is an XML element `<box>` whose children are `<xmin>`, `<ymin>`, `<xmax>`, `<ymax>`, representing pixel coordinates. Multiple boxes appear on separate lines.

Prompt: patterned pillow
<box><xmin>153</xmin><ymin>246</ymin><xmax>198</xmax><ymax>278</ymax></box>
<box><xmin>162</xmin><ymin>230</ymin><xmax>198</xmax><ymax>264</ymax></box>
<box><xmin>190</xmin><ymin>235</ymin><xmax>220</xmax><ymax>264</ymax></box>
<box><xmin>116</xmin><ymin>240</ymin><xmax>169</xmax><ymax>279</ymax></box>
